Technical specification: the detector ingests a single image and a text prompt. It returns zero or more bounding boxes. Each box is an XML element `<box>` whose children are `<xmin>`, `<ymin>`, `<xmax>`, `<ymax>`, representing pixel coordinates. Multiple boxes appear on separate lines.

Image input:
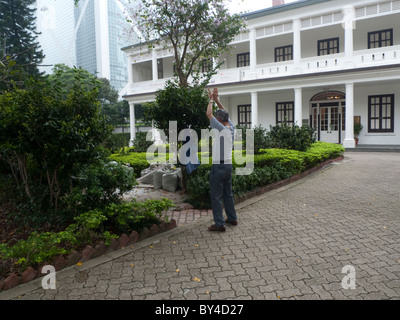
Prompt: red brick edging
<box><xmin>0</xmin><ymin>220</ymin><xmax>177</xmax><ymax>292</ymax></box>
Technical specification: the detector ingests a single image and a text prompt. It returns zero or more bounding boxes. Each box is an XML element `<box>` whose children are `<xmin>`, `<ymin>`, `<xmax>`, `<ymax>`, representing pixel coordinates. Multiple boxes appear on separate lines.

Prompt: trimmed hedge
<box><xmin>108</xmin><ymin>142</ymin><xmax>344</xmax><ymax>209</ymax></box>
<box><xmin>185</xmin><ymin>142</ymin><xmax>344</xmax><ymax>209</ymax></box>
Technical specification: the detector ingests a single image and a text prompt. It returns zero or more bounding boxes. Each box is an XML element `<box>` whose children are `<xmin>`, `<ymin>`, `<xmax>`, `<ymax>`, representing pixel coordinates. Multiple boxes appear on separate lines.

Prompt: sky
<box><xmin>229</xmin><ymin>0</ymin><xmax>300</xmax><ymax>14</ymax></box>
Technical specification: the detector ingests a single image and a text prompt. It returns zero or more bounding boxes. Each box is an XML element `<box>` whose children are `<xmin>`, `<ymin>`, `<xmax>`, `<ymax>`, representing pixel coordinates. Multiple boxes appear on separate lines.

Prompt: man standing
<box><xmin>206</xmin><ymin>88</ymin><xmax>238</xmax><ymax>232</ymax></box>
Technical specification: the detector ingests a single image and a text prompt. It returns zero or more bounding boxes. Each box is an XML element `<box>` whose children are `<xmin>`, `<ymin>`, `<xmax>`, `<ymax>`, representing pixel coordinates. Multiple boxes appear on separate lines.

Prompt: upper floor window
<box><xmin>238</xmin><ymin>104</ymin><xmax>252</xmax><ymax>128</ymax></box>
<box><xmin>368</xmin><ymin>29</ymin><xmax>393</xmax><ymax>49</ymax></box>
<box><xmin>237</xmin><ymin>52</ymin><xmax>250</xmax><ymax>68</ymax></box>
<box><xmin>275</xmin><ymin>45</ymin><xmax>293</xmax><ymax>62</ymax></box>
<box><xmin>318</xmin><ymin>37</ymin><xmax>339</xmax><ymax>56</ymax></box>
<box><xmin>201</xmin><ymin>59</ymin><xmax>212</xmax><ymax>73</ymax></box>
<box><xmin>368</xmin><ymin>94</ymin><xmax>394</xmax><ymax>133</ymax></box>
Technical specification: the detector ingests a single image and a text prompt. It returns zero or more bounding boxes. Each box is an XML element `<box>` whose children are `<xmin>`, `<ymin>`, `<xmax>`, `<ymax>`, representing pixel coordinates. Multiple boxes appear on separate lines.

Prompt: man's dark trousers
<box><xmin>209</xmin><ymin>163</ymin><xmax>237</xmax><ymax>227</ymax></box>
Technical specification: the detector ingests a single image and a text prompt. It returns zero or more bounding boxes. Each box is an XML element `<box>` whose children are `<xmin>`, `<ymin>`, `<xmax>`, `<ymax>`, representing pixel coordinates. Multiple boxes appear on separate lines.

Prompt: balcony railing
<box><xmin>126</xmin><ymin>46</ymin><xmax>400</xmax><ymax>96</ymax></box>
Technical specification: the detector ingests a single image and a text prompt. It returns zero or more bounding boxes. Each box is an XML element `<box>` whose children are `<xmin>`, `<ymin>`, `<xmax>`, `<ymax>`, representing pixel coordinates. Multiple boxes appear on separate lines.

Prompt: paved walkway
<box><xmin>1</xmin><ymin>152</ymin><xmax>399</xmax><ymax>300</ymax></box>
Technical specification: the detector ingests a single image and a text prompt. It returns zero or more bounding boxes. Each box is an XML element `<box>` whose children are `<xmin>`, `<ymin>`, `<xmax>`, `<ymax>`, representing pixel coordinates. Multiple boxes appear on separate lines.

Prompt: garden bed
<box><xmin>0</xmin><ymin>199</ymin><xmax>176</xmax><ymax>291</ymax></box>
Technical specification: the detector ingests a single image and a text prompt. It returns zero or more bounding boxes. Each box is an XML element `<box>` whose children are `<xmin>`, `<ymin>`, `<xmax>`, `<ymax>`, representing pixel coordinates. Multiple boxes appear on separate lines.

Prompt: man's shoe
<box><xmin>225</xmin><ymin>219</ymin><xmax>238</xmax><ymax>226</ymax></box>
<box><xmin>208</xmin><ymin>225</ymin><xmax>226</xmax><ymax>232</ymax></box>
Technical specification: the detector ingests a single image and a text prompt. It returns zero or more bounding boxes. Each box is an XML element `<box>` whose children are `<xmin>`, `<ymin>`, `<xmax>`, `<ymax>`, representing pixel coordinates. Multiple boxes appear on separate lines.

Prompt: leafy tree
<box><xmin>0</xmin><ymin>68</ymin><xmax>113</xmax><ymax>212</ymax></box>
<box><xmin>126</xmin><ymin>0</ymin><xmax>245</xmax><ymax>87</ymax></box>
<box><xmin>0</xmin><ymin>0</ymin><xmax>44</xmax><ymax>85</ymax></box>
<box><xmin>47</xmin><ymin>64</ymin><xmax>129</xmax><ymax>127</ymax></box>
<box><xmin>144</xmin><ymin>81</ymin><xmax>210</xmax><ymax>139</ymax></box>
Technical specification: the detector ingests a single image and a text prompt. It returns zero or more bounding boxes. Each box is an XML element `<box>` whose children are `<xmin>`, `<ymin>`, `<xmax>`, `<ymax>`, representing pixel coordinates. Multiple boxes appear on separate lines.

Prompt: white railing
<box><xmin>353</xmin><ymin>45</ymin><xmax>400</xmax><ymax>67</ymax></box>
<box><xmin>301</xmin><ymin>53</ymin><xmax>345</xmax><ymax>72</ymax></box>
<box><xmin>126</xmin><ymin>46</ymin><xmax>400</xmax><ymax>96</ymax></box>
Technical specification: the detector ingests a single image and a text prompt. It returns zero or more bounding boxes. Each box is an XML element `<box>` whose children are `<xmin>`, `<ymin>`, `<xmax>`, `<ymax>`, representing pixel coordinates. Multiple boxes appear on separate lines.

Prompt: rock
<box><xmin>117</xmin><ymin>234</ymin><xmax>130</xmax><ymax>249</ymax></box>
<box><xmin>140</xmin><ymin>227</ymin><xmax>151</xmax><ymax>240</ymax></box>
<box><xmin>0</xmin><ymin>279</ymin><xmax>4</xmax><ymax>291</ymax></box>
<box><xmin>53</xmin><ymin>255</ymin><xmax>68</xmax><ymax>271</ymax></box>
<box><xmin>81</xmin><ymin>245</ymin><xmax>94</xmax><ymax>262</ymax></box>
<box><xmin>149</xmin><ymin>224</ymin><xmax>160</xmax><ymax>236</ymax></box>
<box><xmin>92</xmin><ymin>241</ymin><xmax>107</xmax><ymax>257</ymax></box>
<box><xmin>21</xmin><ymin>267</ymin><xmax>38</xmax><ymax>284</ymax></box>
<box><xmin>128</xmin><ymin>231</ymin><xmax>140</xmax><ymax>245</ymax></box>
<box><xmin>158</xmin><ymin>222</ymin><xmax>168</xmax><ymax>233</ymax></box>
<box><xmin>108</xmin><ymin>237</ymin><xmax>120</xmax><ymax>251</ymax></box>
<box><xmin>167</xmin><ymin>219</ymin><xmax>177</xmax><ymax>230</ymax></box>
<box><xmin>4</xmin><ymin>273</ymin><xmax>19</xmax><ymax>290</ymax></box>
<box><xmin>66</xmin><ymin>250</ymin><xmax>81</xmax><ymax>267</ymax></box>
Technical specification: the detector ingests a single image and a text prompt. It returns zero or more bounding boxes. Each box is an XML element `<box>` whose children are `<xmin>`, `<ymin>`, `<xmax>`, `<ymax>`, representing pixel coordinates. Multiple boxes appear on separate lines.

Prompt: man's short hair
<box><xmin>215</xmin><ymin>109</ymin><xmax>229</xmax><ymax>123</ymax></box>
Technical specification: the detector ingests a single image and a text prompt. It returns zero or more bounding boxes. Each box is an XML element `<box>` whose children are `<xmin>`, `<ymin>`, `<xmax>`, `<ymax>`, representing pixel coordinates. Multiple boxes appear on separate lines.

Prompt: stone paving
<box><xmin>1</xmin><ymin>152</ymin><xmax>399</xmax><ymax>300</ymax></box>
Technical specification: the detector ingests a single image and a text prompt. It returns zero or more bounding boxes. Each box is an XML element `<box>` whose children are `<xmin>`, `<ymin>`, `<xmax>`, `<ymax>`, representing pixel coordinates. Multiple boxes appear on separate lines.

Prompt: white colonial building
<box><xmin>121</xmin><ymin>0</ymin><xmax>400</xmax><ymax>149</ymax></box>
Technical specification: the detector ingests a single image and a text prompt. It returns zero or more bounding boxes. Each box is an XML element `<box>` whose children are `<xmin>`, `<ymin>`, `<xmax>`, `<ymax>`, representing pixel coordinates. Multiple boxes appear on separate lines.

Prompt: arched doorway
<box><xmin>310</xmin><ymin>91</ymin><xmax>346</xmax><ymax>144</ymax></box>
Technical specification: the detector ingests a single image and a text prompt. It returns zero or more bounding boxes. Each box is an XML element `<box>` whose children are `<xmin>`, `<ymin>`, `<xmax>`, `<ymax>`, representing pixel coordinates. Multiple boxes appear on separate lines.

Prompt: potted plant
<box><xmin>354</xmin><ymin>123</ymin><xmax>363</xmax><ymax>145</ymax></box>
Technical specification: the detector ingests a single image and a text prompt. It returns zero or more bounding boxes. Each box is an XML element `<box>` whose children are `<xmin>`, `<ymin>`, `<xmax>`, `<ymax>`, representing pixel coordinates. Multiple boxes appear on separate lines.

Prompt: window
<box><xmin>275</xmin><ymin>45</ymin><xmax>293</xmax><ymax>62</ymax></box>
<box><xmin>237</xmin><ymin>52</ymin><xmax>250</xmax><ymax>67</ymax></box>
<box><xmin>368</xmin><ymin>29</ymin><xmax>393</xmax><ymax>49</ymax></box>
<box><xmin>368</xmin><ymin>94</ymin><xmax>395</xmax><ymax>133</ymax></box>
<box><xmin>238</xmin><ymin>105</ymin><xmax>252</xmax><ymax>127</ymax></box>
<box><xmin>318</xmin><ymin>37</ymin><xmax>339</xmax><ymax>56</ymax></box>
<box><xmin>201</xmin><ymin>59</ymin><xmax>212</xmax><ymax>73</ymax></box>
<box><xmin>276</xmin><ymin>102</ymin><xmax>294</xmax><ymax>124</ymax></box>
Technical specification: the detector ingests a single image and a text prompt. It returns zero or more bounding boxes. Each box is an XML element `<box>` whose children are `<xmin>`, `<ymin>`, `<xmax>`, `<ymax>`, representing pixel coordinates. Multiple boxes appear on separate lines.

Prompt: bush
<box><xmin>0</xmin><ymin>69</ymin><xmax>113</xmax><ymax>222</ymax></box>
<box><xmin>236</xmin><ymin>125</ymin><xmax>270</xmax><ymax>154</ymax></box>
<box><xmin>185</xmin><ymin>142</ymin><xmax>344</xmax><ymax>209</ymax></box>
<box><xmin>102</xmin><ymin>133</ymin><xmax>130</xmax><ymax>153</ymax></box>
<box><xmin>267</xmin><ymin>122</ymin><xmax>316</xmax><ymax>151</ymax></box>
<box><xmin>131</xmin><ymin>131</ymin><xmax>155</xmax><ymax>153</ymax></box>
<box><xmin>62</xmin><ymin>161</ymin><xmax>137</xmax><ymax>216</ymax></box>
<box><xmin>109</xmin><ymin>152</ymin><xmax>152</xmax><ymax>177</ymax></box>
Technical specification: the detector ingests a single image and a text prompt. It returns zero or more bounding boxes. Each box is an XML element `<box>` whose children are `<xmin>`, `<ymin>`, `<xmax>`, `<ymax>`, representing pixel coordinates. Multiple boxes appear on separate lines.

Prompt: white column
<box><xmin>294</xmin><ymin>87</ymin><xmax>303</xmax><ymax>126</ymax></box>
<box><xmin>94</xmin><ymin>0</ymin><xmax>110</xmax><ymax>79</ymax></box>
<box><xmin>249</xmin><ymin>28</ymin><xmax>257</xmax><ymax>70</ymax></box>
<box><xmin>129</xmin><ymin>102</ymin><xmax>136</xmax><ymax>145</ymax></box>
<box><xmin>127</xmin><ymin>55</ymin><xmax>133</xmax><ymax>84</ymax></box>
<box><xmin>251</xmin><ymin>92</ymin><xmax>258</xmax><ymax>128</ymax></box>
<box><xmin>343</xmin><ymin>5</ymin><xmax>355</xmax><ymax>68</ymax></box>
<box><xmin>293</xmin><ymin>19</ymin><xmax>301</xmax><ymax>72</ymax></box>
<box><xmin>343</xmin><ymin>83</ymin><xmax>355</xmax><ymax>148</ymax></box>
<box><xmin>152</xmin><ymin>50</ymin><xmax>158</xmax><ymax>82</ymax></box>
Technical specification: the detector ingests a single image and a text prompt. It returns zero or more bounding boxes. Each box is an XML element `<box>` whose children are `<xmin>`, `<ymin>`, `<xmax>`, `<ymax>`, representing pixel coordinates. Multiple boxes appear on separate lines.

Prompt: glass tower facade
<box><xmin>37</xmin><ymin>0</ymin><xmax>137</xmax><ymax>94</ymax></box>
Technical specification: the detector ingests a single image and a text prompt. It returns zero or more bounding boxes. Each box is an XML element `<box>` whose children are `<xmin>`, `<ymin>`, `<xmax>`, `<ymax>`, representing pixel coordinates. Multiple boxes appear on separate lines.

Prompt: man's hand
<box><xmin>210</xmin><ymin>87</ymin><xmax>225</xmax><ymax>110</ymax></box>
<box><xmin>207</xmin><ymin>88</ymin><xmax>213</xmax><ymax>101</ymax></box>
<box><xmin>212</xmin><ymin>87</ymin><xmax>219</xmax><ymax>102</ymax></box>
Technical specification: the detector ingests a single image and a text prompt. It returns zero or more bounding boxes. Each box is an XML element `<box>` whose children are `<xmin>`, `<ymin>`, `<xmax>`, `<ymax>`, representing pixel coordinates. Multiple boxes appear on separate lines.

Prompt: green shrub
<box><xmin>267</xmin><ymin>122</ymin><xmax>316</xmax><ymax>151</ymax></box>
<box><xmin>104</xmin><ymin>198</ymin><xmax>173</xmax><ymax>234</ymax></box>
<box><xmin>185</xmin><ymin>142</ymin><xmax>343</xmax><ymax>209</ymax></box>
<box><xmin>109</xmin><ymin>152</ymin><xmax>152</xmax><ymax>177</ymax></box>
<box><xmin>102</xmin><ymin>133</ymin><xmax>130</xmax><ymax>153</ymax></box>
<box><xmin>0</xmin><ymin>231</ymin><xmax>77</xmax><ymax>269</ymax></box>
<box><xmin>131</xmin><ymin>131</ymin><xmax>155</xmax><ymax>153</ymax></box>
<box><xmin>236</xmin><ymin>125</ymin><xmax>270</xmax><ymax>154</ymax></box>
<box><xmin>62</xmin><ymin>161</ymin><xmax>137</xmax><ymax>216</ymax></box>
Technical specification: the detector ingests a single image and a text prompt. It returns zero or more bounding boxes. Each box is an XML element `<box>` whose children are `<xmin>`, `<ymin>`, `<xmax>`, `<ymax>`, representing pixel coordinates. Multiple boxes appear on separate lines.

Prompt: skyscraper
<box><xmin>36</xmin><ymin>0</ymin><xmax>138</xmax><ymax>94</ymax></box>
